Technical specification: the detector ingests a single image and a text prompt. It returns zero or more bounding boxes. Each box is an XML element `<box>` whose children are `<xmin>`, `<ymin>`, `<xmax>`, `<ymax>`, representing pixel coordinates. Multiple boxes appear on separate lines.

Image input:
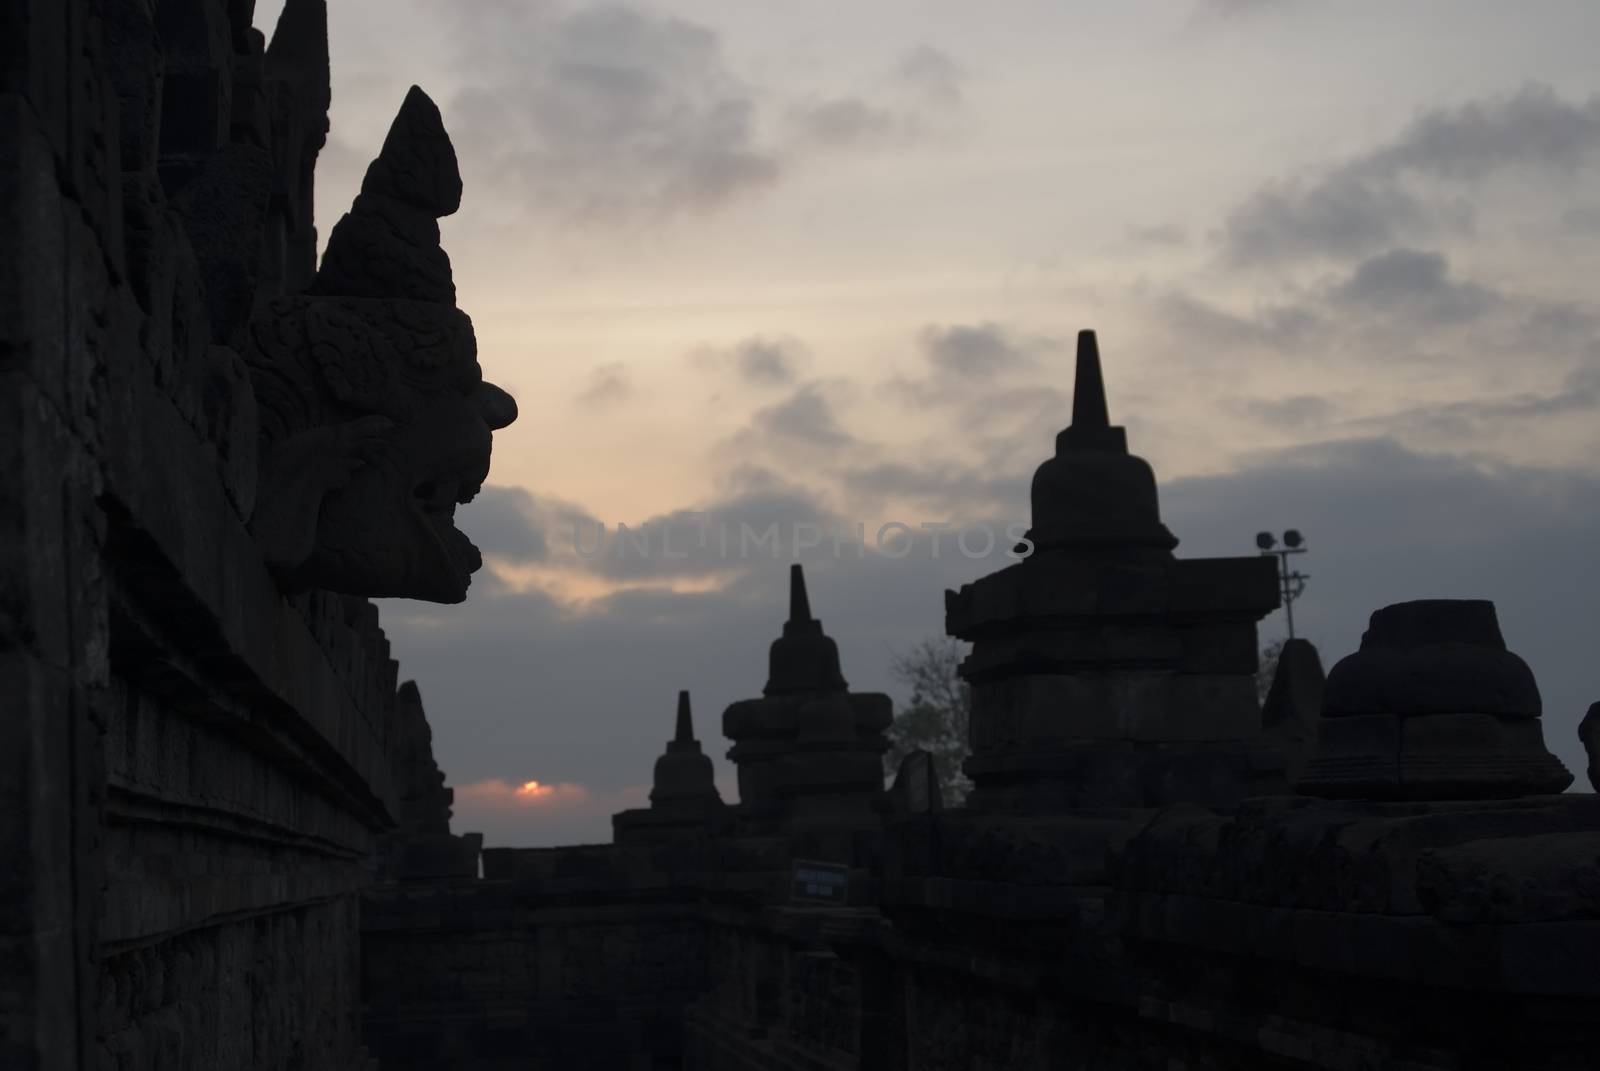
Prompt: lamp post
<box><xmin>1255</xmin><ymin>529</ymin><xmax>1309</xmax><ymax>640</ymax></box>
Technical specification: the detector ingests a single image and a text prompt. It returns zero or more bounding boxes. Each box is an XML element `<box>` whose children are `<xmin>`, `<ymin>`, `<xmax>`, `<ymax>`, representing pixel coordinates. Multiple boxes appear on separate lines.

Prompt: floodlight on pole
<box><xmin>1256</xmin><ymin>529</ymin><xmax>1310</xmax><ymax>639</ymax></box>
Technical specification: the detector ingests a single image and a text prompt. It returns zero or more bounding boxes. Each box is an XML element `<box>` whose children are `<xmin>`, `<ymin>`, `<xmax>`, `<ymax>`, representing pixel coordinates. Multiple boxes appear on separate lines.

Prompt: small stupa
<box><xmin>612</xmin><ymin>691</ymin><xmax>727</xmax><ymax>843</ymax></box>
<box><xmin>722</xmin><ymin>565</ymin><xmax>892</xmax><ymax>837</ymax></box>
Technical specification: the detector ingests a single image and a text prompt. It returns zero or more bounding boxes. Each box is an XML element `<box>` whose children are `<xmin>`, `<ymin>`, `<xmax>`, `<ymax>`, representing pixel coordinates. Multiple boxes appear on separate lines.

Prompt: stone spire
<box><xmin>1028</xmin><ymin>330</ymin><xmax>1177</xmax><ymax>554</ymax></box>
<box><xmin>650</xmin><ymin>691</ymin><xmax>722</xmax><ymax>806</ymax></box>
<box><xmin>763</xmin><ymin>565</ymin><xmax>848</xmax><ymax>696</ymax></box>
<box><xmin>673</xmin><ymin>689</ymin><xmax>695</xmax><ymax>745</ymax></box>
<box><xmin>1066</xmin><ymin>328</ymin><xmax>1112</xmax><ymax>439</ymax></box>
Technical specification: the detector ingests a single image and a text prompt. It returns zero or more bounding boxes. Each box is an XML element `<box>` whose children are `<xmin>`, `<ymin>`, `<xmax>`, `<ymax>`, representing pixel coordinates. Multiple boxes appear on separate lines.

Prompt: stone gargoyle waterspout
<box><xmin>244</xmin><ymin>85</ymin><xmax>516</xmax><ymax>603</ymax></box>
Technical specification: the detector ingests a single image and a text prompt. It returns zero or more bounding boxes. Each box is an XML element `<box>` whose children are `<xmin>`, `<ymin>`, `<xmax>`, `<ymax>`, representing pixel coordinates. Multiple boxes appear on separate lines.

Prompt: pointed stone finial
<box><xmin>1071</xmin><ymin>330</ymin><xmax>1110</xmax><ymax>429</ymax></box>
<box><xmin>765</xmin><ymin>565</ymin><xmax>848</xmax><ymax>694</ymax></box>
<box><xmin>1029</xmin><ymin>329</ymin><xmax>1178</xmax><ymax>552</ymax></box>
<box><xmin>312</xmin><ymin>85</ymin><xmax>459</xmax><ymax>303</ymax></box>
<box><xmin>361</xmin><ymin>85</ymin><xmax>463</xmax><ymax>217</ymax></box>
<box><xmin>790</xmin><ymin>563</ymin><xmax>812</xmax><ymax>623</ymax></box>
<box><xmin>674</xmin><ymin>690</ymin><xmax>695</xmax><ymax>744</ymax></box>
<box><xmin>1056</xmin><ymin>329</ymin><xmax>1126</xmax><ymax>454</ymax></box>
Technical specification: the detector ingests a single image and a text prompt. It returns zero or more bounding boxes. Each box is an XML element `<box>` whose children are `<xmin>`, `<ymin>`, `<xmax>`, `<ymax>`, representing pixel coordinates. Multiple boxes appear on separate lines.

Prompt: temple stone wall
<box><xmin>362</xmin><ymin>845</ymin><xmax>714</xmax><ymax>1071</ymax></box>
<box><xmin>3</xmin><ymin>1</ymin><xmax>440</xmax><ymax>1067</ymax></box>
<box><xmin>675</xmin><ymin>794</ymin><xmax>1600</xmax><ymax>1071</ymax></box>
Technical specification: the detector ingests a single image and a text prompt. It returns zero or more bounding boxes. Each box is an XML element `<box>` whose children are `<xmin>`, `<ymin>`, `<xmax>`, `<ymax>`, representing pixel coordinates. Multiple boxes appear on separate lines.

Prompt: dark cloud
<box><xmin>1238</xmin><ymin>394</ymin><xmax>1338</xmax><ymax>429</ymax></box>
<box><xmin>919</xmin><ymin>322</ymin><xmax>1039</xmax><ymax>379</ymax></box>
<box><xmin>1154</xmin><ymin>246</ymin><xmax>1591</xmax><ymax>373</ymax></box>
<box><xmin>1222</xmin><ymin>84</ymin><xmax>1600</xmax><ymax>266</ymax></box>
<box><xmin>840</xmin><ymin>460</ymin><xmax>1028</xmax><ymax>519</ymax></box>
<box><xmin>1340</xmin><ymin>362</ymin><xmax>1600</xmax><ymax>441</ymax></box>
<box><xmin>457</xmin><ymin>486</ymin><xmax>551</xmax><ymax>564</ymax></box>
<box><xmin>441</xmin><ymin>5</ymin><xmax>964</xmax><ymax>219</ymax></box>
<box><xmin>576</xmin><ymin>362</ymin><xmax>632</xmax><ymax>407</ymax></box>
<box><xmin>1329</xmin><ymin>247</ymin><xmax>1498</xmax><ymax>325</ymax></box>
<box><xmin>1152</xmin><ymin>289</ymin><xmax>1322</xmax><ymax>353</ymax></box>
<box><xmin>881</xmin><ymin>322</ymin><xmax>1059</xmax><ymax>411</ymax></box>
<box><xmin>690</xmin><ymin>336</ymin><xmax>808</xmax><ymax>388</ymax></box>
<box><xmin>748</xmin><ymin>383</ymin><xmax>856</xmax><ymax>450</ymax></box>
<box><xmin>735</xmin><ymin>338</ymin><xmax>802</xmax><ymax>386</ymax></box>
<box><xmin>461</xmin><ymin>487</ymin><xmax>608</xmax><ymax>569</ymax></box>
<box><xmin>445</xmin><ymin>3</ymin><xmax>778</xmax><ymax>219</ymax></box>
<box><xmin>1223</xmin><ymin>175</ymin><xmax>1437</xmax><ymax>267</ymax></box>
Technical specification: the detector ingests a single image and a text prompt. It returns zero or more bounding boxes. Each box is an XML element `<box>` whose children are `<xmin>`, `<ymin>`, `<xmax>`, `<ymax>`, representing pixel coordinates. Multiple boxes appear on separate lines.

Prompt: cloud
<box><xmin>881</xmin><ymin>321</ymin><xmax>1062</xmax><ymax>413</ymax></box>
<box><xmin>787</xmin><ymin>97</ymin><xmax>899</xmax><ymax>151</ymax></box>
<box><xmin>1328</xmin><ymin>247</ymin><xmax>1499</xmax><ymax>325</ymax></box>
<box><xmin>1127</xmin><ymin>223</ymin><xmax>1188</xmax><ymax>248</ymax></box>
<box><xmin>1194</xmin><ymin>0</ymin><xmax>1297</xmax><ymax>19</ymax></box>
<box><xmin>576</xmin><ymin>362</ymin><xmax>632</xmax><ymax>407</ymax></box>
<box><xmin>458</xmin><ymin>486</ymin><xmax>550</xmax><ymax>564</ymax></box>
<box><xmin>1340</xmin><ymin>362</ymin><xmax>1600</xmax><ymax>439</ymax></box>
<box><xmin>1222</xmin><ymin>84</ymin><xmax>1600</xmax><ymax>266</ymax></box>
<box><xmin>896</xmin><ymin>46</ymin><xmax>963</xmax><ymax>111</ymax></box>
<box><xmin>840</xmin><ymin>460</ymin><xmax>1028</xmax><ymax>519</ymax></box>
<box><xmin>920</xmin><ymin>321</ymin><xmax>1039</xmax><ymax>378</ymax></box>
<box><xmin>736</xmin><ymin>338</ymin><xmax>802</xmax><ymax>386</ymax></box>
<box><xmin>1152</xmin><ymin>246</ymin><xmax>1594</xmax><ymax>374</ymax></box>
<box><xmin>459</xmin><ymin>485</ymin><xmax>603</xmax><ymax>567</ymax></box>
<box><xmin>743</xmin><ymin>382</ymin><xmax>857</xmax><ymax>451</ymax></box>
<box><xmin>445</xmin><ymin>3</ymin><xmax>779</xmax><ymax>219</ymax></box>
<box><xmin>1237</xmin><ymin>394</ymin><xmax>1338</xmax><ymax>429</ymax></box>
<box><xmin>442</xmin><ymin>5</ymin><xmax>964</xmax><ymax>220</ymax></box>
<box><xmin>692</xmin><ymin>335</ymin><xmax>807</xmax><ymax>387</ymax></box>
<box><xmin>784</xmin><ymin>46</ymin><xmax>965</xmax><ymax>152</ymax></box>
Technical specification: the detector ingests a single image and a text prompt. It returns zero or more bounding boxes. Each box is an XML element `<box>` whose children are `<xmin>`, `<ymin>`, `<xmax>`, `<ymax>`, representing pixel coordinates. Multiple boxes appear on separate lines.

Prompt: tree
<box><xmin>1256</xmin><ymin>637</ymin><xmax>1286</xmax><ymax>705</ymax></box>
<box><xmin>883</xmin><ymin>636</ymin><xmax>974</xmax><ymax>804</ymax></box>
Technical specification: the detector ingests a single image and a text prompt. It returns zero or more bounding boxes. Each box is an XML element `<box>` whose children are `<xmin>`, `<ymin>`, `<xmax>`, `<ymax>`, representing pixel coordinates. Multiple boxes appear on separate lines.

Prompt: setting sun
<box><xmin>517</xmin><ymin>780</ymin><xmax>551</xmax><ymax>797</ymax></box>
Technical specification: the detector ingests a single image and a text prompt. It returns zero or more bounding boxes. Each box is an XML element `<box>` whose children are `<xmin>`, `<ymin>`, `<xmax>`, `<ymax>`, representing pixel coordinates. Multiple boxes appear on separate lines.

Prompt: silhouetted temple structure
<box><xmin>5</xmin><ymin>2</ymin><xmax>1599</xmax><ymax>1069</ymax></box>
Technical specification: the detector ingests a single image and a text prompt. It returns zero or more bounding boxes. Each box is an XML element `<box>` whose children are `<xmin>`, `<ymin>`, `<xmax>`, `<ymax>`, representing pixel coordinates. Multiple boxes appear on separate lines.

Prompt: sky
<box><xmin>255</xmin><ymin>0</ymin><xmax>1600</xmax><ymax>845</ymax></box>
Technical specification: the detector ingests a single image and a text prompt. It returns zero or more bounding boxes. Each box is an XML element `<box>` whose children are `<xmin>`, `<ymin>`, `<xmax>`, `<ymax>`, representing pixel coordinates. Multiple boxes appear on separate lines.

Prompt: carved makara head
<box><xmin>245</xmin><ymin>86</ymin><xmax>517</xmax><ymax>603</ymax></box>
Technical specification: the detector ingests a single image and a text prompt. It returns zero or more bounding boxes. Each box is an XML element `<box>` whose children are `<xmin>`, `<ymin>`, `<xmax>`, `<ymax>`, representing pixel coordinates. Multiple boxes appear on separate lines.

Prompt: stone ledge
<box><xmin>1120</xmin><ymin>891</ymin><xmax>1600</xmax><ymax>997</ymax></box>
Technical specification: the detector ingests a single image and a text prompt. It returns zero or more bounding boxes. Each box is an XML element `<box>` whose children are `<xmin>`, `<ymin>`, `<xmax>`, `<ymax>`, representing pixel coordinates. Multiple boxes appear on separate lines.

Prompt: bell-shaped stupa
<box><xmin>946</xmin><ymin>331</ymin><xmax>1283</xmax><ymax>811</ymax></box>
<box><xmin>613</xmin><ymin>691</ymin><xmax>728</xmax><ymax>843</ymax></box>
<box><xmin>723</xmin><ymin>565</ymin><xmax>891</xmax><ymax>838</ymax></box>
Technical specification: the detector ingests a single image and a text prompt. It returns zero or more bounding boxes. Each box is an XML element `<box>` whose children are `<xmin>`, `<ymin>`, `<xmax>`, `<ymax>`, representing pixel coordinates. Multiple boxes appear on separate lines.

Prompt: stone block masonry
<box><xmin>2</xmin><ymin>1</ymin><xmax>513</xmax><ymax>1067</ymax></box>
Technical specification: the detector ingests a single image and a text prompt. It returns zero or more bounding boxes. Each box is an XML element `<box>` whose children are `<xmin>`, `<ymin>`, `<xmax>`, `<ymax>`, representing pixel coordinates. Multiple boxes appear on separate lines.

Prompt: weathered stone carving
<box><xmin>1299</xmin><ymin>599</ymin><xmax>1573</xmax><ymax>799</ymax></box>
<box><xmin>381</xmin><ymin>680</ymin><xmax>482</xmax><ymax>880</ymax></box>
<box><xmin>244</xmin><ymin>85</ymin><xmax>516</xmax><ymax>602</ymax></box>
